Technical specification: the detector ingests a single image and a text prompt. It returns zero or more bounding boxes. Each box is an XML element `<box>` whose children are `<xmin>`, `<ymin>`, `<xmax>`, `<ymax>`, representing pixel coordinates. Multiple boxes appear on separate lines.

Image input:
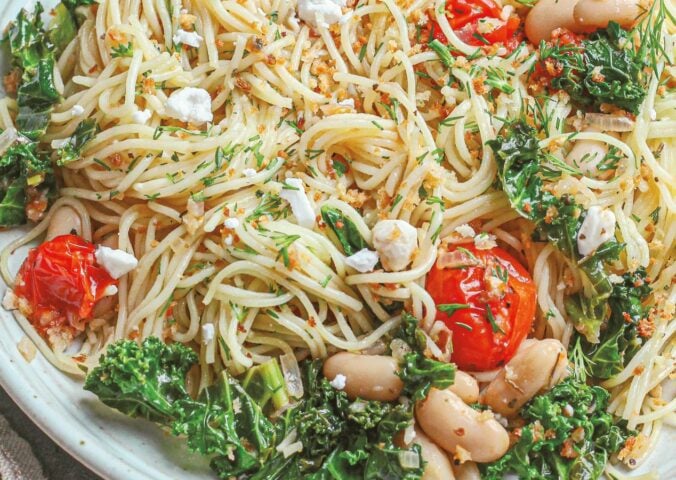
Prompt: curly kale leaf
<box><xmin>0</xmin><ymin>138</ymin><xmax>55</xmax><ymax>227</ymax></box>
<box><xmin>582</xmin><ymin>23</ymin><xmax>646</xmax><ymax>114</ymax></box>
<box><xmin>0</xmin><ymin>177</ymin><xmax>26</xmax><ymax>226</ymax></box>
<box><xmin>320</xmin><ymin>206</ymin><xmax>368</xmax><ymax>256</ymax></box>
<box><xmin>3</xmin><ymin>4</ymin><xmax>61</xmax><ymax>139</ymax></box>
<box><xmin>576</xmin><ymin>268</ymin><xmax>652</xmax><ymax>379</ymax></box>
<box><xmin>85</xmin><ymin>337</ymin><xmax>280</xmax><ymax>478</ymax></box>
<box><xmin>55</xmin><ymin>119</ymin><xmax>99</xmax><ymax>165</ymax></box>
<box><xmin>394</xmin><ymin>312</ymin><xmax>455</xmax><ymax>401</ymax></box>
<box><xmin>283</xmin><ymin>361</ymin><xmax>424</xmax><ymax>479</ymax></box>
<box><xmin>488</xmin><ymin>121</ymin><xmax>622</xmax><ymax>343</ymax></box>
<box><xmin>84</xmin><ymin>337</ymin><xmax>198</xmax><ymax>423</ymax></box>
<box><xmin>563</xmin><ymin>240</ymin><xmax>624</xmax><ymax>343</ymax></box>
<box><xmin>483</xmin><ymin>377</ymin><xmax>631</xmax><ymax>480</ymax></box>
<box><xmin>176</xmin><ymin>371</ymin><xmax>277</xmax><ymax>477</ymax></box>
<box><xmin>538</xmin><ymin>22</ymin><xmax>647</xmax><ymax>114</ymax></box>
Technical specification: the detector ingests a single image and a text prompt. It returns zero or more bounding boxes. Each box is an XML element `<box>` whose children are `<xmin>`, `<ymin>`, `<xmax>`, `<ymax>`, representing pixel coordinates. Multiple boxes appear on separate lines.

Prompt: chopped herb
<box><xmin>437</xmin><ymin>303</ymin><xmax>471</xmax><ymax>316</ymax></box>
<box><xmin>428</xmin><ymin>39</ymin><xmax>454</xmax><ymax>68</ymax></box>
<box><xmin>92</xmin><ymin>158</ymin><xmax>111</xmax><ymax>171</ymax></box>
<box><xmin>485</xmin><ymin>304</ymin><xmax>504</xmax><ymax>334</ymax></box>
<box><xmin>284</xmin><ymin>120</ymin><xmax>304</xmax><ymax>135</ymax></box>
<box><xmin>111</xmin><ymin>42</ymin><xmax>134</xmax><ymax>58</ymax></box>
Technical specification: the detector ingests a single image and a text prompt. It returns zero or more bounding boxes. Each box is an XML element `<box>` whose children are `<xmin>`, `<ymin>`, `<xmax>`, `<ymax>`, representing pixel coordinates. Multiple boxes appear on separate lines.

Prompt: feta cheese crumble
<box><xmin>95</xmin><ymin>246</ymin><xmax>139</xmax><ymax>279</ymax></box>
<box><xmin>297</xmin><ymin>0</ymin><xmax>346</xmax><ymax>28</ymax></box>
<box><xmin>372</xmin><ymin>219</ymin><xmax>418</xmax><ymax>272</ymax></box>
<box><xmin>173</xmin><ymin>29</ymin><xmax>203</xmax><ymax>48</ymax></box>
<box><xmin>164</xmin><ymin>87</ymin><xmax>213</xmax><ymax>125</ymax></box>
<box><xmin>329</xmin><ymin>373</ymin><xmax>347</xmax><ymax>390</ymax></box>
<box><xmin>474</xmin><ymin>232</ymin><xmax>497</xmax><ymax>250</ymax></box>
<box><xmin>201</xmin><ymin>324</ymin><xmax>215</xmax><ymax>344</ymax></box>
<box><xmin>71</xmin><ymin>105</ymin><xmax>85</xmax><ymax>117</ymax></box>
<box><xmin>454</xmin><ymin>224</ymin><xmax>476</xmax><ymax>238</ymax></box>
<box><xmin>345</xmin><ymin>248</ymin><xmax>379</xmax><ymax>273</ymax></box>
<box><xmin>132</xmin><ymin>108</ymin><xmax>152</xmax><ymax>125</ymax></box>
<box><xmin>243</xmin><ymin>168</ymin><xmax>257</xmax><ymax>177</ymax></box>
<box><xmin>279</xmin><ymin>178</ymin><xmax>316</xmax><ymax>229</ymax></box>
<box><xmin>577</xmin><ymin>206</ymin><xmax>616</xmax><ymax>256</ymax></box>
<box><xmin>223</xmin><ymin>217</ymin><xmax>240</xmax><ymax>229</ymax></box>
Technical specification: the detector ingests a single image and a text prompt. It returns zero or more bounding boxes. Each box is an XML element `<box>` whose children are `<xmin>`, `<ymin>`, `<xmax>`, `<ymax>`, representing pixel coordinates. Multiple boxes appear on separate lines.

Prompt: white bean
<box><xmin>45</xmin><ymin>206</ymin><xmax>82</xmax><ymax>240</ymax></box>
<box><xmin>416</xmin><ymin>389</ymin><xmax>510</xmax><ymax>463</ymax></box>
<box><xmin>449</xmin><ymin>371</ymin><xmax>479</xmax><ymax>404</ymax></box>
<box><xmin>525</xmin><ymin>0</ymin><xmax>582</xmax><ymax>45</ymax></box>
<box><xmin>480</xmin><ymin>339</ymin><xmax>568</xmax><ymax>417</ymax></box>
<box><xmin>323</xmin><ymin>352</ymin><xmax>403</xmax><ymax>401</ymax></box>
<box><xmin>452</xmin><ymin>461</ymin><xmax>481</xmax><ymax>480</ymax></box>
<box><xmin>401</xmin><ymin>428</ymin><xmax>455</xmax><ymax>480</ymax></box>
<box><xmin>574</xmin><ymin>0</ymin><xmax>641</xmax><ymax>30</ymax></box>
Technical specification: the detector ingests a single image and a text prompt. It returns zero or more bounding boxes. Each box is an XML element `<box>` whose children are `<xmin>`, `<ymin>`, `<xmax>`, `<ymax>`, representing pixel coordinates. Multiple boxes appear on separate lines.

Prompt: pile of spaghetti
<box><xmin>0</xmin><ymin>0</ymin><xmax>674</xmax><ymax>476</ymax></box>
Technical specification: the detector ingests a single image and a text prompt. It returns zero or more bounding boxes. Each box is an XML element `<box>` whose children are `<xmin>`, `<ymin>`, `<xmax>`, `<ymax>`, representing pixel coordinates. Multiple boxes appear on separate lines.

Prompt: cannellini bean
<box><xmin>566</xmin><ymin>138</ymin><xmax>609</xmax><ymax>175</ymax></box>
<box><xmin>449</xmin><ymin>371</ymin><xmax>480</xmax><ymax>404</ymax></box>
<box><xmin>452</xmin><ymin>461</ymin><xmax>481</xmax><ymax>480</ymax></box>
<box><xmin>480</xmin><ymin>339</ymin><xmax>568</xmax><ymax>417</ymax></box>
<box><xmin>400</xmin><ymin>428</ymin><xmax>455</xmax><ymax>480</ymax></box>
<box><xmin>525</xmin><ymin>0</ymin><xmax>582</xmax><ymax>44</ymax></box>
<box><xmin>416</xmin><ymin>389</ymin><xmax>510</xmax><ymax>463</ymax></box>
<box><xmin>574</xmin><ymin>0</ymin><xmax>641</xmax><ymax>30</ymax></box>
<box><xmin>45</xmin><ymin>206</ymin><xmax>82</xmax><ymax>240</ymax></box>
<box><xmin>323</xmin><ymin>352</ymin><xmax>403</xmax><ymax>401</ymax></box>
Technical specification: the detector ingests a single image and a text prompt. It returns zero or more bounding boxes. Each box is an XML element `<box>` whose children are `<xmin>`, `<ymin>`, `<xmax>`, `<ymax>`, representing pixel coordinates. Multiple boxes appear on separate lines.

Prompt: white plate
<box><xmin>0</xmin><ymin>1</ymin><xmax>674</xmax><ymax>479</ymax></box>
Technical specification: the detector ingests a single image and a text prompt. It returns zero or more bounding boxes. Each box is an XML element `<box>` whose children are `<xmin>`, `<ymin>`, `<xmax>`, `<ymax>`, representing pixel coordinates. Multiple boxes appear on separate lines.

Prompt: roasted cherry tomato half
<box><xmin>429</xmin><ymin>0</ymin><xmax>523</xmax><ymax>51</ymax></box>
<box><xmin>13</xmin><ymin>234</ymin><xmax>116</xmax><ymax>338</ymax></box>
<box><xmin>426</xmin><ymin>244</ymin><xmax>536</xmax><ymax>371</ymax></box>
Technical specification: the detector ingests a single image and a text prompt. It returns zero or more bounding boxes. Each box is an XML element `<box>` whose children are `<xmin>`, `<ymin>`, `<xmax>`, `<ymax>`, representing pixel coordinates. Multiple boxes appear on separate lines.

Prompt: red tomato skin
<box><xmin>426</xmin><ymin>244</ymin><xmax>536</xmax><ymax>371</ymax></box>
<box><xmin>13</xmin><ymin>235</ymin><xmax>116</xmax><ymax>338</ymax></box>
<box><xmin>429</xmin><ymin>0</ymin><xmax>522</xmax><ymax>52</ymax></box>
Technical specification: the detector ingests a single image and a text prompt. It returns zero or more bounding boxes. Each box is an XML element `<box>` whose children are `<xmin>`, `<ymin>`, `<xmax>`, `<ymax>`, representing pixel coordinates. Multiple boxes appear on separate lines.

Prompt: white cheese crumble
<box><xmin>173</xmin><ymin>29</ymin><xmax>203</xmax><ymax>48</ymax></box>
<box><xmin>132</xmin><ymin>109</ymin><xmax>152</xmax><ymax>125</ymax></box>
<box><xmin>279</xmin><ymin>178</ymin><xmax>316</xmax><ymax>229</ymax></box>
<box><xmin>372</xmin><ymin>219</ymin><xmax>418</xmax><ymax>272</ymax></box>
<box><xmin>201</xmin><ymin>324</ymin><xmax>215</xmax><ymax>345</ymax></box>
<box><xmin>223</xmin><ymin>217</ymin><xmax>240</xmax><ymax>229</ymax></box>
<box><xmin>243</xmin><ymin>168</ymin><xmax>257</xmax><ymax>177</ymax></box>
<box><xmin>224</xmin><ymin>234</ymin><xmax>234</xmax><ymax>246</ymax></box>
<box><xmin>577</xmin><ymin>206</ymin><xmax>616</xmax><ymax>256</ymax></box>
<box><xmin>71</xmin><ymin>105</ymin><xmax>85</xmax><ymax>117</ymax></box>
<box><xmin>297</xmin><ymin>0</ymin><xmax>347</xmax><ymax>28</ymax></box>
<box><xmin>164</xmin><ymin>87</ymin><xmax>213</xmax><ymax>125</ymax></box>
<box><xmin>345</xmin><ymin>248</ymin><xmax>379</xmax><ymax>273</ymax></box>
<box><xmin>474</xmin><ymin>232</ymin><xmax>497</xmax><ymax>250</ymax></box>
<box><xmin>95</xmin><ymin>246</ymin><xmax>139</xmax><ymax>279</ymax></box>
<box><xmin>329</xmin><ymin>373</ymin><xmax>347</xmax><ymax>390</ymax></box>
<box><xmin>454</xmin><ymin>224</ymin><xmax>476</xmax><ymax>238</ymax></box>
